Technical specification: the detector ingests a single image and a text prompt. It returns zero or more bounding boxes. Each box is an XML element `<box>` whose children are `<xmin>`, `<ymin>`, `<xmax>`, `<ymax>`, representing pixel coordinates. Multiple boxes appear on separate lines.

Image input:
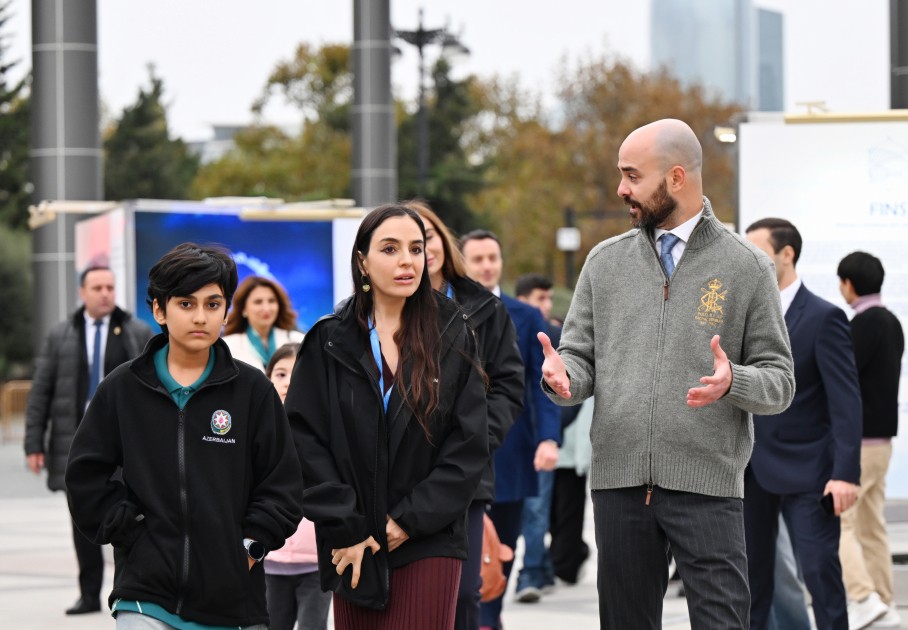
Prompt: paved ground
<box><xmin>1</xmin><ymin>433</ymin><xmax>906</xmax><ymax>629</ymax></box>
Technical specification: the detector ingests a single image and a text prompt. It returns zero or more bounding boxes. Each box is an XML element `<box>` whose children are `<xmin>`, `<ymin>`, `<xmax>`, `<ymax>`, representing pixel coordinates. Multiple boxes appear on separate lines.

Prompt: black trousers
<box><xmin>478</xmin><ymin>500</ymin><xmax>524</xmax><ymax>629</ymax></box>
<box><xmin>265</xmin><ymin>571</ymin><xmax>331</xmax><ymax>630</ymax></box>
<box><xmin>453</xmin><ymin>500</ymin><xmax>486</xmax><ymax>630</ymax></box>
<box><xmin>592</xmin><ymin>486</ymin><xmax>750</xmax><ymax>629</ymax></box>
<box><xmin>71</xmin><ymin>517</ymin><xmax>103</xmax><ymax>601</ymax></box>
<box><xmin>743</xmin><ymin>469</ymin><xmax>848</xmax><ymax>630</ymax></box>
<box><xmin>549</xmin><ymin>469</ymin><xmax>589</xmax><ymax>583</ymax></box>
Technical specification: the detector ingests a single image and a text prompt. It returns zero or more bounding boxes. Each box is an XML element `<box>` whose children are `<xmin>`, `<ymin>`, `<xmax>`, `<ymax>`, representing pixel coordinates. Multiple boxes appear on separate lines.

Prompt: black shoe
<box><xmin>65</xmin><ymin>597</ymin><xmax>101</xmax><ymax>615</ymax></box>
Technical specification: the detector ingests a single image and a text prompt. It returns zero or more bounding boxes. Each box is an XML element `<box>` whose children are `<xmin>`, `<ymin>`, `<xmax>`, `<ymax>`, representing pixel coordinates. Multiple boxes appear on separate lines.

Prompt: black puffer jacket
<box><xmin>24</xmin><ymin>307</ymin><xmax>153</xmax><ymax>490</ymax></box>
<box><xmin>65</xmin><ymin>335</ymin><xmax>303</xmax><ymax>627</ymax></box>
<box><xmin>286</xmin><ymin>294</ymin><xmax>488</xmax><ymax>607</ymax></box>
<box><xmin>449</xmin><ymin>276</ymin><xmax>524</xmax><ymax>501</ymax></box>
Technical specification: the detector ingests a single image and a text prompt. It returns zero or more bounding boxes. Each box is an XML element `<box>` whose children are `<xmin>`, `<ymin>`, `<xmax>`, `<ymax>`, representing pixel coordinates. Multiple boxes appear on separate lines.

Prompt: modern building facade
<box><xmin>651</xmin><ymin>0</ymin><xmax>783</xmax><ymax>111</ymax></box>
<box><xmin>757</xmin><ymin>8</ymin><xmax>783</xmax><ymax>111</ymax></box>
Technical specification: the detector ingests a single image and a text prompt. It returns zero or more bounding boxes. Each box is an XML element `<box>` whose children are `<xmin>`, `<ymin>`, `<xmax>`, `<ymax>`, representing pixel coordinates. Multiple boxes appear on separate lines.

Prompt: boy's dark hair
<box><xmin>837</xmin><ymin>251</ymin><xmax>885</xmax><ymax>296</ymax></box>
<box><xmin>80</xmin><ymin>265</ymin><xmax>112</xmax><ymax>286</ymax></box>
<box><xmin>744</xmin><ymin>217</ymin><xmax>803</xmax><ymax>264</ymax></box>
<box><xmin>265</xmin><ymin>342</ymin><xmax>300</xmax><ymax>378</ymax></box>
<box><xmin>147</xmin><ymin>243</ymin><xmax>238</xmax><ymax>332</ymax></box>
<box><xmin>515</xmin><ymin>273</ymin><xmax>553</xmax><ymax>298</ymax></box>
<box><xmin>459</xmin><ymin>229</ymin><xmax>501</xmax><ymax>252</ymax></box>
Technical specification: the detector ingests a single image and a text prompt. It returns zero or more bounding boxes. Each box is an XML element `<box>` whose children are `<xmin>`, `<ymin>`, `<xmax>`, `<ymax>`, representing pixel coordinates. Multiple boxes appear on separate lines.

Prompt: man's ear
<box><xmin>780</xmin><ymin>244</ymin><xmax>796</xmax><ymax>266</ymax></box>
<box><xmin>840</xmin><ymin>278</ymin><xmax>856</xmax><ymax>302</ymax></box>
<box><xmin>669</xmin><ymin>165</ymin><xmax>686</xmax><ymax>191</ymax></box>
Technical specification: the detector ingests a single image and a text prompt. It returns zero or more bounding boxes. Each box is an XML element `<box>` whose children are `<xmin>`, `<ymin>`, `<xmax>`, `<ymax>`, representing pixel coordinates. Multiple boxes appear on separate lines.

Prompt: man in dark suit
<box><xmin>514</xmin><ymin>273</ymin><xmax>587</xmax><ymax>599</ymax></box>
<box><xmin>25</xmin><ymin>266</ymin><xmax>153</xmax><ymax>615</ymax></box>
<box><xmin>461</xmin><ymin>231</ymin><xmax>561</xmax><ymax>630</ymax></box>
<box><xmin>744</xmin><ymin>219</ymin><xmax>862</xmax><ymax>630</ymax></box>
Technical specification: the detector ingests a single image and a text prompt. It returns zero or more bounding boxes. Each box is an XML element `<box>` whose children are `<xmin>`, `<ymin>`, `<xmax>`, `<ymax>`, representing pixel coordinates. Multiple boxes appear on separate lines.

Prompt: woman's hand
<box><xmin>331</xmin><ymin>536</ymin><xmax>381</xmax><ymax>588</ymax></box>
<box><xmin>385</xmin><ymin>516</ymin><xmax>410</xmax><ymax>552</ymax></box>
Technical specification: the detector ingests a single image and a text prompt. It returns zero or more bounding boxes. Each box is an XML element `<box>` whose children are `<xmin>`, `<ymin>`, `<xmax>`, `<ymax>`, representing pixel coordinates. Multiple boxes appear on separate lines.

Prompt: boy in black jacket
<box><xmin>65</xmin><ymin>243</ymin><xmax>303</xmax><ymax>629</ymax></box>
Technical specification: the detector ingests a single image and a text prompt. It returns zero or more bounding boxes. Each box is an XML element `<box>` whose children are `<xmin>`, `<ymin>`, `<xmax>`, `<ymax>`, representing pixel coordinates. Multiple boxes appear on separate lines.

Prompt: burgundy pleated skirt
<box><xmin>333</xmin><ymin>556</ymin><xmax>462</xmax><ymax>630</ymax></box>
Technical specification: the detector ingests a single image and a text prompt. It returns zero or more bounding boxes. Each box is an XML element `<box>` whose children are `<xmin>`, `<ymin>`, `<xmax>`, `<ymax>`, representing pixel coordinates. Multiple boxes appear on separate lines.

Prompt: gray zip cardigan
<box><xmin>547</xmin><ymin>198</ymin><xmax>795</xmax><ymax>498</ymax></box>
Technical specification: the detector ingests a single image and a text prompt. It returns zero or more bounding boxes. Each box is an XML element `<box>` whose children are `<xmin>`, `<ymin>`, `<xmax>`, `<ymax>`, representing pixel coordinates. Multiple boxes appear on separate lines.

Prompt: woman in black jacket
<box><xmin>285</xmin><ymin>204</ymin><xmax>489</xmax><ymax>629</ymax></box>
<box><xmin>406</xmin><ymin>200</ymin><xmax>525</xmax><ymax>629</ymax></box>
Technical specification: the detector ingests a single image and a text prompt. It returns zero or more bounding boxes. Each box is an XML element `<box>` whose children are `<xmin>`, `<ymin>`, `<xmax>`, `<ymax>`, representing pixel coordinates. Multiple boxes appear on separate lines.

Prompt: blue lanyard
<box><xmin>367</xmin><ymin>317</ymin><xmax>392</xmax><ymax>413</ymax></box>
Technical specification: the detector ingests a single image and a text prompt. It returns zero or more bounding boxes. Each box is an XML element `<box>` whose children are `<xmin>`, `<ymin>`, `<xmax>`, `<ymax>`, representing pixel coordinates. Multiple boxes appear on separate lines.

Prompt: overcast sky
<box><xmin>4</xmin><ymin>0</ymin><xmax>891</xmax><ymax>140</ymax></box>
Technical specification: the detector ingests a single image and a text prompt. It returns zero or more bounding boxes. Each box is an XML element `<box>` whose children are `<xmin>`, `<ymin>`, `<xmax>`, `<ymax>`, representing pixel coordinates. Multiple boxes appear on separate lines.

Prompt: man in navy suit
<box><xmin>461</xmin><ymin>230</ymin><xmax>561</xmax><ymax>630</ymax></box>
<box><xmin>744</xmin><ymin>218</ymin><xmax>862</xmax><ymax>630</ymax></box>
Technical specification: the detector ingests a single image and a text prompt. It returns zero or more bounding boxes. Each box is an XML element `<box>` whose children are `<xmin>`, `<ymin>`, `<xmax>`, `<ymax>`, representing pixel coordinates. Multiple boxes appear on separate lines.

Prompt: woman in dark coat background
<box><xmin>285</xmin><ymin>204</ymin><xmax>489</xmax><ymax>629</ymax></box>
<box><xmin>406</xmin><ymin>200</ymin><xmax>525</xmax><ymax>630</ymax></box>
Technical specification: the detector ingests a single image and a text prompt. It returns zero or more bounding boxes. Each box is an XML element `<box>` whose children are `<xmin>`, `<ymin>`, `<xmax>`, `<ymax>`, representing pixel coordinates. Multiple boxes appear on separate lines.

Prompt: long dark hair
<box><xmin>351</xmin><ymin>204</ymin><xmax>441</xmax><ymax>439</ymax></box>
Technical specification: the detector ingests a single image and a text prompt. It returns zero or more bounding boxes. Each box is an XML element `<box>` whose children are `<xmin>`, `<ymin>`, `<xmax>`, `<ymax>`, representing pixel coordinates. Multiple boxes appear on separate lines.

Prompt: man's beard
<box><xmin>625</xmin><ymin>180</ymin><xmax>677</xmax><ymax>230</ymax></box>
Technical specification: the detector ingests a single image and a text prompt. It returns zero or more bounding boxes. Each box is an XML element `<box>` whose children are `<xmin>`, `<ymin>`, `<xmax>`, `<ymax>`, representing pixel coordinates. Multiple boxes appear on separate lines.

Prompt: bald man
<box><xmin>540</xmin><ymin>119</ymin><xmax>795</xmax><ymax>628</ymax></box>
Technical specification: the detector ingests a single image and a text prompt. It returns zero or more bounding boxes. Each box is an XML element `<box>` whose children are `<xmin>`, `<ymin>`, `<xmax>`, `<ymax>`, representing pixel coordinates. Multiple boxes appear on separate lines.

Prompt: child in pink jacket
<box><xmin>265</xmin><ymin>343</ymin><xmax>331</xmax><ymax>630</ymax></box>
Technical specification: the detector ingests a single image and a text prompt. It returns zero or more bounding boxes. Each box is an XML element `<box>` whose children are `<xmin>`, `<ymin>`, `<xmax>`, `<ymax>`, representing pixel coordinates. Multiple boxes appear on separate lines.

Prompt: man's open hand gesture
<box><xmin>687</xmin><ymin>335</ymin><xmax>733</xmax><ymax>407</ymax></box>
<box><xmin>539</xmin><ymin>332</ymin><xmax>571</xmax><ymax>399</ymax></box>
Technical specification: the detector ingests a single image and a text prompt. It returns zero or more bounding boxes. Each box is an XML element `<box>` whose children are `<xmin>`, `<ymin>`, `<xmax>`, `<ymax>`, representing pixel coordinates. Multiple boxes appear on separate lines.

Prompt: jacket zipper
<box><xmin>647</xmin><ymin>218</ymin><xmax>711</xmax><ymax>502</ymax></box>
<box><xmin>324</xmin><ymin>340</ymin><xmax>390</xmax><ymax>592</ymax></box>
<box><xmin>176</xmin><ymin>408</ymin><xmax>190</xmax><ymax>615</ymax></box>
<box><xmin>648</xmin><ymin>252</ymin><xmax>672</xmax><ymax>505</ymax></box>
<box><xmin>129</xmin><ymin>351</ymin><xmax>239</xmax><ymax>614</ymax></box>
<box><xmin>325</xmin><ymin>308</ymin><xmax>460</xmax><ymax>584</ymax></box>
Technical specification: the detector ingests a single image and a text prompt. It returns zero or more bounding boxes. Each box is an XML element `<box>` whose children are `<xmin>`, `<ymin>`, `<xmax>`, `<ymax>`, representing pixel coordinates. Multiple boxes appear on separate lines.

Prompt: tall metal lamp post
<box><xmin>394</xmin><ymin>9</ymin><xmax>469</xmax><ymax>193</ymax></box>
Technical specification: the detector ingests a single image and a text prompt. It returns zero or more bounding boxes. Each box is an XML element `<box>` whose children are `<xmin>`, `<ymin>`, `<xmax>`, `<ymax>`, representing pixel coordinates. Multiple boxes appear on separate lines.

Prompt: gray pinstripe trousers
<box><xmin>592</xmin><ymin>485</ymin><xmax>750</xmax><ymax>629</ymax></box>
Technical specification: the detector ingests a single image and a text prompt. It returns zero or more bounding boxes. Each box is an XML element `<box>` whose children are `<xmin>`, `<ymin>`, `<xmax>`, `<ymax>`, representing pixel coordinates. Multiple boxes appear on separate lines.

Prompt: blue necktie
<box><xmin>660</xmin><ymin>233</ymin><xmax>680</xmax><ymax>277</ymax></box>
<box><xmin>88</xmin><ymin>319</ymin><xmax>103</xmax><ymax>400</ymax></box>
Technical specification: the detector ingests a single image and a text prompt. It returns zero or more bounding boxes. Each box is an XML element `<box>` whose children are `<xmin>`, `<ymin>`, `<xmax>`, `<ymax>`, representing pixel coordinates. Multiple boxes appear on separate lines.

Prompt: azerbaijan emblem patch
<box><xmin>211</xmin><ymin>410</ymin><xmax>232</xmax><ymax>435</ymax></box>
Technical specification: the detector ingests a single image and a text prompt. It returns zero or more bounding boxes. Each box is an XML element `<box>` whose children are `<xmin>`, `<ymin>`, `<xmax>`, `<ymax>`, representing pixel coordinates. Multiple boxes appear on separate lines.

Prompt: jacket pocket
<box><xmin>116</xmin><ymin>525</ymin><xmax>173</xmax><ymax>597</ymax></box>
<box><xmin>182</xmin><ymin>527</ymin><xmax>252</xmax><ymax>616</ymax></box>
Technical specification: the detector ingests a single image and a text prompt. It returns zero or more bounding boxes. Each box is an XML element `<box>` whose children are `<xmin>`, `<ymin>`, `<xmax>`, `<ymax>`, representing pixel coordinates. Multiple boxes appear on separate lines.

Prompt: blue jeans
<box><xmin>517</xmin><ymin>470</ymin><xmax>555</xmax><ymax>590</ymax></box>
<box><xmin>768</xmin><ymin>514</ymin><xmax>811</xmax><ymax>630</ymax></box>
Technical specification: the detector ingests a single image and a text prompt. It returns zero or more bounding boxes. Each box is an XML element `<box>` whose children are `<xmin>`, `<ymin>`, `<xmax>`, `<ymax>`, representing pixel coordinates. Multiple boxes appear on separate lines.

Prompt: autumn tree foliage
<box><xmin>467</xmin><ymin>54</ymin><xmax>742</xmax><ymax>284</ymax></box>
<box><xmin>190</xmin><ymin>45</ymin><xmax>742</xmax><ymax>289</ymax></box>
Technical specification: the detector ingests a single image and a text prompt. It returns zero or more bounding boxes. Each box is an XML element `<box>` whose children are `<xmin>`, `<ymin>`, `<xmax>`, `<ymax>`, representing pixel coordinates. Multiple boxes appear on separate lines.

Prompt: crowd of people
<box><xmin>21</xmin><ymin>118</ymin><xmax>904</xmax><ymax>630</ymax></box>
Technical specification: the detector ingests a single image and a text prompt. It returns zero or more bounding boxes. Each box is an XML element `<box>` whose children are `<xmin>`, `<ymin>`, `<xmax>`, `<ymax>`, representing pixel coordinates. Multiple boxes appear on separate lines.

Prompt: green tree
<box><xmin>0</xmin><ymin>225</ymin><xmax>32</xmax><ymax>377</ymax></box>
<box><xmin>0</xmin><ymin>1</ymin><xmax>31</xmax><ymax>229</ymax></box>
<box><xmin>104</xmin><ymin>67</ymin><xmax>199</xmax><ymax>200</ymax></box>
<box><xmin>398</xmin><ymin>57</ymin><xmax>485</xmax><ymax>234</ymax></box>
<box><xmin>192</xmin><ymin>44</ymin><xmax>352</xmax><ymax>200</ymax></box>
<box><xmin>190</xmin><ymin>123</ymin><xmax>351</xmax><ymax>200</ymax></box>
<box><xmin>193</xmin><ymin>43</ymin><xmax>489</xmax><ymax>219</ymax></box>
<box><xmin>253</xmin><ymin>42</ymin><xmax>352</xmax><ymax>129</ymax></box>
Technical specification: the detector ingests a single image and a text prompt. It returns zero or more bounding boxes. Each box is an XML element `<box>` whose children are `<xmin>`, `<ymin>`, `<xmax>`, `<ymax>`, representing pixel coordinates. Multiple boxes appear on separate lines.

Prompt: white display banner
<box><xmin>739</xmin><ymin>118</ymin><xmax>908</xmax><ymax>497</ymax></box>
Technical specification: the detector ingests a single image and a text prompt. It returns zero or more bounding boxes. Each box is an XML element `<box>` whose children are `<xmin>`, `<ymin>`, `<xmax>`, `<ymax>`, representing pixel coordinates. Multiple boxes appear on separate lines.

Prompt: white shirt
<box><xmin>653</xmin><ymin>209</ymin><xmax>704</xmax><ymax>267</ymax></box>
<box><xmin>491</xmin><ymin>285</ymin><xmax>501</xmax><ymax>297</ymax></box>
<box><xmin>83</xmin><ymin>312</ymin><xmax>110</xmax><ymax>377</ymax></box>
<box><xmin>779</xmin><ymin>276</ymin><xmax>802</xmax><ymax>316</ymax></box>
